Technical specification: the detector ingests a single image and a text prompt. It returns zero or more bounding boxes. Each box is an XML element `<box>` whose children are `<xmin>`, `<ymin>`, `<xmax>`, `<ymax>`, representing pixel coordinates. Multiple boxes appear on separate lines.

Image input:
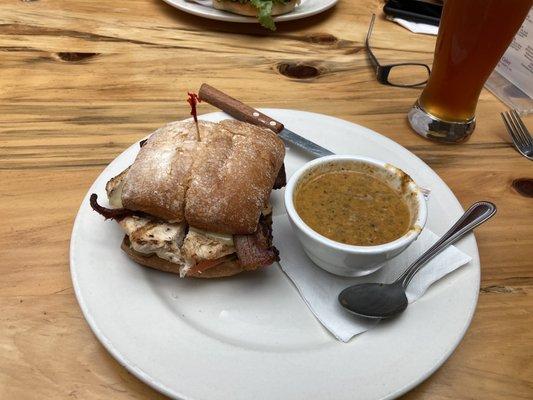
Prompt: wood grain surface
<box><xmin>1</xmin><ymin>0</ymin><xmax>532</xmax><ymax>399</ymax></box>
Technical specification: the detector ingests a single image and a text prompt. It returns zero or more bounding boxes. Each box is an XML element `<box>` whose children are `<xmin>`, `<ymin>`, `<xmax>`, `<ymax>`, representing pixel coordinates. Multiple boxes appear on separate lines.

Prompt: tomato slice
<box><xmin>187</xmin><ymin>255</ymin><xmax>235</xmax><ymax>275</ymax></box>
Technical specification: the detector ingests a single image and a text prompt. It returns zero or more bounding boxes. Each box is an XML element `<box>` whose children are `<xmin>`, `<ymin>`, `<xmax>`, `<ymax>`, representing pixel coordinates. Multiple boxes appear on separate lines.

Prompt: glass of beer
<box><xmin>408</xmin><ymin>0</ymin><xmax>532</xmax><ymax>143</ymax></box>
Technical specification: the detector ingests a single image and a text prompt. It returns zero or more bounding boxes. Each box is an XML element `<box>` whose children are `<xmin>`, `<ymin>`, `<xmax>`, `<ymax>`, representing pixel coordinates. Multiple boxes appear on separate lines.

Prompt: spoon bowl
<box><xmin>339</xmin><ymin>282</ymin><xmax>408</xmax><ymax>319</ymax></box>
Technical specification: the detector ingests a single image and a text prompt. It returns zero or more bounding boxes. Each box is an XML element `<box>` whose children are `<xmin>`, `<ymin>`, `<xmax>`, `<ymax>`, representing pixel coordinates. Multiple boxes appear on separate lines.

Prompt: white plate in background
<box><xmin>161</xmin><ymin>0</ymin><xmax>338</xmax><ymax>24</ymax></box>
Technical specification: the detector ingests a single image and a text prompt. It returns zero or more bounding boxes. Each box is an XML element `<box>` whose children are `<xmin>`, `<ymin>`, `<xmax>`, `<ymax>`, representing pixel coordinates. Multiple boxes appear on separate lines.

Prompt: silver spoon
<box><xmin>338</xmin><ymin>201</ymin><xmax>496</xmax><ymax>319</ymax></box>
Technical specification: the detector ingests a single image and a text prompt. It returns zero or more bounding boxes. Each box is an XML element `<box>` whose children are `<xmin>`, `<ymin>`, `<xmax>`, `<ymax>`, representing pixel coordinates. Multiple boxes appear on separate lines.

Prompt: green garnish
<box><xmin>250</xmin><ymin>0</ymin><xmax>275</xmax><ymax>30</ymax></box>
<box><xmin>230</xmin><ymin>0</ymin><xmax>294</xmax><ymax>30</ymax></box>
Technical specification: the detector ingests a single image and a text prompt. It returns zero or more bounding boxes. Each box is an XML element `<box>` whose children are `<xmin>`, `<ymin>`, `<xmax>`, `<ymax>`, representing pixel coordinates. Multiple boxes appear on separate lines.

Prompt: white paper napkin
<box><xmin>273</xmin><ymin>216</ymin><xmax>471</xmax><ymax>342</ymax></box>
<box><xmin>390</xmin><ymin>17</ymin><xmax>438</xmax><ymax>35</ymax></box>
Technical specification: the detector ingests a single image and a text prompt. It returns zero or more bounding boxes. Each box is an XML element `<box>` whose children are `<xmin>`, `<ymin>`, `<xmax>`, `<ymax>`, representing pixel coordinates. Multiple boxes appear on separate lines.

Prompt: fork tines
<box><xmin>501</xmin><ymin>110</ymin><xmax>533</xmax><ymax>161</ymax></box>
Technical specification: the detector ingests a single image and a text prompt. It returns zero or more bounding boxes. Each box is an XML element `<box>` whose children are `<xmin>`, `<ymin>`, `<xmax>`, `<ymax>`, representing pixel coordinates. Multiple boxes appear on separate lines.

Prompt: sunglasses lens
<box><xmin>387</xmin><ymin>65</ymin><xmax>429</xmax><ymax>86</ymax></box>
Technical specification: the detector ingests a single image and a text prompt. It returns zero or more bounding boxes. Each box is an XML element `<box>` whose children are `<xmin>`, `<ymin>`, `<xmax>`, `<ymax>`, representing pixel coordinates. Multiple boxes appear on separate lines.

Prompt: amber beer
<box><xmin>409</xmin><ymin>0</ymin><xmax>532</xmax><ymax>142</ymax></box>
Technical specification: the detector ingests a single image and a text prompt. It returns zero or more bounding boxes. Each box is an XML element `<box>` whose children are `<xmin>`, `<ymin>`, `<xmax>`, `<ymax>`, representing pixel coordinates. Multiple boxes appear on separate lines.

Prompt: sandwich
<box><xmin>91</xmin><ymin>118</ymin><xmax>286</xmax><ymax>278</ymax></box>
<box><xmin>213</xmin><ymin>0</ymin><xmax>300</xmax><ymax>30</ymax></box>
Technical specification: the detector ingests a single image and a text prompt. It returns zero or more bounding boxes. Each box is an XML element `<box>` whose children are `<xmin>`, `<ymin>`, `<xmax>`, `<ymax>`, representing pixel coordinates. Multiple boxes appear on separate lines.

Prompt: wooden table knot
<box><xmin>480</xmin><ymin>285</ymin><xmax>523</xmax><ymax>294</ymax></box>
<box><xmin>55</xmin><ymin>52</ymin><xmax>99</xmax><ymax>62</ymax></box>
<box><xmin>511</xmin><ymin>178</ymin><xmax>533</xmax><ymax>198</ymax></box>
<box><xmin>305</xmin><ymin>33</ymin><xmax>338</xmax><ymax>45</ymax></box>
<box><xmin>277</xmin><ymin>62</ymin><xmax>321</xmax><ymax>80</ymax></box>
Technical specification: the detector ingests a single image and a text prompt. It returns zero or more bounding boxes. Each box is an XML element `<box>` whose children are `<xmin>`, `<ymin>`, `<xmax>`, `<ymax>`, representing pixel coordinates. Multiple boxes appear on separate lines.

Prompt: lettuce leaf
<box><xmin>249</xmin><ymin>0</ymin><xmax>275</xmax><ymax>30</ymax></box>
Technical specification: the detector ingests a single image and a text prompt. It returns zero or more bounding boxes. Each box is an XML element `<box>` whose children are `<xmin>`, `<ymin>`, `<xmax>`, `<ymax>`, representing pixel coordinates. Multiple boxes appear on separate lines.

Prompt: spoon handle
<box><xmin>398</xmin><ymin>201</ymin><xmax>497</xmax><ymax>288</ymax></box>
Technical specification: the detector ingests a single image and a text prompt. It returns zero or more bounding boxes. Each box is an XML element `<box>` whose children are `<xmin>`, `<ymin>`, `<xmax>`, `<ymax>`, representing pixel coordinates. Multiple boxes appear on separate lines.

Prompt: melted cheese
<box><xmin>262</xmin><ymin>202</ymin><xmax>272</xmax><ymax>216</ymax></box>
<box><xmin>107</xmin><ymin>171</ymin><xmax>127</xmax><ymax>208</ymax></box>
<box><xmin>189</xmin><ymin>227</ymin><xmax>234</xmax><ymax>246</ymax></box>
<box><xmin>109</xmin><ymin>185</ymin><xmax>123</xmax><ymax>208</ymax></box>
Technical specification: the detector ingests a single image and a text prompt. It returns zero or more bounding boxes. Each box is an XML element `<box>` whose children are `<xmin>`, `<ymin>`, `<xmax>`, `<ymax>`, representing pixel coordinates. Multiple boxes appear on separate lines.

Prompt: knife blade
<box><xmin>278</xmin><ymin>128</ymin><xmax>334</xmax><ymax>158</ymax></box>
<box><xmin>198</xmin><ymin>83</ymin><xmax>334</xmax><ymax>158</ymax></box>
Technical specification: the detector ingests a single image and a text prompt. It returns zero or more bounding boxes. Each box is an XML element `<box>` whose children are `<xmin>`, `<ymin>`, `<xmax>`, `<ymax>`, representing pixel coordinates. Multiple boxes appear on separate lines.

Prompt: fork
<box><xmin>501</xmin><ymin>110</ymin><xmax>533</xmax><ymax>161</ymax></box>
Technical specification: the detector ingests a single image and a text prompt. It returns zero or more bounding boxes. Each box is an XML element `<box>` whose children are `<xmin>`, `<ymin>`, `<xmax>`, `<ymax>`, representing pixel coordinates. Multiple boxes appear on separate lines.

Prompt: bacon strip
<box><xmin>89</xmin><ymin>193</ymin><xmax>135</xmax><ymax>221</ymax></box>
<box><xmin>273</xmin><ymin>163</ymin><xmax>286</xmax><ymax>190</ymax></box>
<box><xmin>234</xmin><ymin>215</ymin><xmax>279</xmax><ymax>269</ymax></box>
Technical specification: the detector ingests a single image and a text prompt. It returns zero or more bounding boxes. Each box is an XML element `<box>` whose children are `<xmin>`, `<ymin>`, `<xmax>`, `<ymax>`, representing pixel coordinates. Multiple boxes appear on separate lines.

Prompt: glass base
<box><xmin>408</xmin><ymin>101</ymin><xmax>476</xmax><ymax>143</ymax></box>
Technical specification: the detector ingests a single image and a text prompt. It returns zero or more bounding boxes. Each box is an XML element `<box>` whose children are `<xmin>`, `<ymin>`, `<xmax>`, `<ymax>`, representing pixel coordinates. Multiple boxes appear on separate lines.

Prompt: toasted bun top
<box><xmin>119</xmin><ymin>119</ymin><xmax>285</xmax><ymax>234</ymax></box>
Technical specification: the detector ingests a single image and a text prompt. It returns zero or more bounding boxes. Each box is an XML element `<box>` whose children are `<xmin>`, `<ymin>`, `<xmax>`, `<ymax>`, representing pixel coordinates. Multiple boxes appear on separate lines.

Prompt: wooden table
<box><xmin>2</xmin><ymin>0</ymin><xmax>532</xmax><ymax>398</ymax></box>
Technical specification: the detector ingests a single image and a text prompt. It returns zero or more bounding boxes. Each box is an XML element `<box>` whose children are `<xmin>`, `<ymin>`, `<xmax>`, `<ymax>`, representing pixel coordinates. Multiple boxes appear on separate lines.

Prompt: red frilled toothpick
<box><xmin>187</xmin><ymin>92</ymin><xmax>201</xmax><ymax>123</ymax></box>
<box><xmin>187</xmin><ymin>92</ymin><xmax>202</xmax><ymax>140</ymax></box>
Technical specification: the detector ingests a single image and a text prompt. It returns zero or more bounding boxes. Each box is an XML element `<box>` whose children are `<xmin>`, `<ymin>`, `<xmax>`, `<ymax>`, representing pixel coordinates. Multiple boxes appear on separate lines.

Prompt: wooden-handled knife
<box><xmin>198</xmin><ymin>84</ymin><xmax>334</xmax><ymax>158</ymax></box>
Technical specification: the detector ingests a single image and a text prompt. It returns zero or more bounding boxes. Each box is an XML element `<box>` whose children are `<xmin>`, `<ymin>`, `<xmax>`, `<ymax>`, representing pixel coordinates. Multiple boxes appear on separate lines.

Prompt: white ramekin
<box><xmin>284</xmin><ymin>155</ymin><xmax>427</xmax><ymax>277</ymax></box>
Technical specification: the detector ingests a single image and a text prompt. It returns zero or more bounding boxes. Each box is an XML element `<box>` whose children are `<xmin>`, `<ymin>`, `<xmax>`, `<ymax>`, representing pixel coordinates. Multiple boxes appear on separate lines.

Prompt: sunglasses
<box><xmin>366</xmin><ymin>14</ymin><xmax>431</xmax><ymax>87</ymax></box>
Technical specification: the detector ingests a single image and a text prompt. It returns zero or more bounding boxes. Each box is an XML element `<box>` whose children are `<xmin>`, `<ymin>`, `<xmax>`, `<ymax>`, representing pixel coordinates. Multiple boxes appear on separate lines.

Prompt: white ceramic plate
<box><xmin>71</xmin><ymin>110</ymin><xmax>479</xmax><ymax>400</ymax></box>
<box><xmin>160</xmin><ymin>0</ymin><xmax>338</xmax><ymax>24</ymax></box>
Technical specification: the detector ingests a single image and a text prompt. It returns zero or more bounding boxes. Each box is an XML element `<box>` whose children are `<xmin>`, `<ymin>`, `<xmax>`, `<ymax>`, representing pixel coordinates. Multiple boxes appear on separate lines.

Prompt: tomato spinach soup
<box><xmin>294</xmin><ymin>168</ymin><xmax>411</xmax><ymax>246</ymax></box>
